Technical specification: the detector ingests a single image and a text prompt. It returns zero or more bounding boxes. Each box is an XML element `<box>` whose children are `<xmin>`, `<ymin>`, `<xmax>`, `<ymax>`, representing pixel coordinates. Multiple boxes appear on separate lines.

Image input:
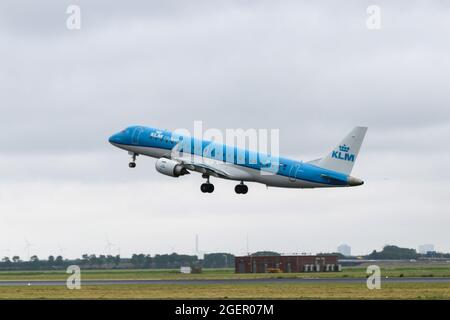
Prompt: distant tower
<box><xmin>418</xmin><ymin>244</ymin><xmax>435</xmax><ymax>254</ymax></box>
<box><xmin>337</xmin><ymin>244</ymin><xmax>351</xmax><ymax>257</ymax></box>
<box><xmin>195</xmin><ymin>234</ymin><xmax>199</xmax><ymax>253</ymax></box>
<box><xmin>195</xmin><ymin>234</ymin><xmax>204</xmax><ymax>260</ymax></box>
<box><xmin>246</xmin><ymin>234</ymin><xmax>250</xmax><ymax>256</ymax></box>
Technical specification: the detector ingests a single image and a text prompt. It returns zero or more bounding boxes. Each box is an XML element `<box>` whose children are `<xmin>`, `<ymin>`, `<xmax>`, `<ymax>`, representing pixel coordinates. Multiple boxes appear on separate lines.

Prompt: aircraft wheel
<box><xmin>129</xmin><ymin>162</ymin><xmax>136</xmax><ymax>168</ymax></box>
<box><xmin>235</xmin><ymin>184</ymin><xmax>248</xmax><ymax>194</ymax></box>
<box><xmin>201</xmin><ymin>183</ymin><xmax>214</xmax><ymax>193</ymax></box>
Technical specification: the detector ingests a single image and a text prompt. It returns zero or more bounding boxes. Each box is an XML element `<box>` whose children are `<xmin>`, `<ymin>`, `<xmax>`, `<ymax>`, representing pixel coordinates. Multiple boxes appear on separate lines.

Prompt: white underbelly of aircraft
<box><xmin>115</xmin><ymin>144</ymin><xmax>332</xmax><ymax>188</ymax></box>
<box><xmin>116</xmin><ymin>144</ymin><xmax>168</xmax><ymax>158</ymax></box>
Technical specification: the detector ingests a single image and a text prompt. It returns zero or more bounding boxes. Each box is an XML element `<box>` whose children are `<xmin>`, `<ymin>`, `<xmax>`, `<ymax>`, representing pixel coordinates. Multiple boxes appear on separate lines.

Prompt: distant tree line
<box><xmin>1</xmin><ymin>246</ymin><xmax>448</xmax><ymax>271</ymax></box>
<box><xmin>0</xmin><ymin>252</ymin><xmax>235</xmax><ymax>271</ymax></box>
<box><xmin>366</xmin><ymin>245</ymin><xmax>419</xmax><ymax>260</ymax></box>
<box><xmin>324</xmin><ymin>245</ymin><xmax>450</xmax><ymax>260</ymax></box>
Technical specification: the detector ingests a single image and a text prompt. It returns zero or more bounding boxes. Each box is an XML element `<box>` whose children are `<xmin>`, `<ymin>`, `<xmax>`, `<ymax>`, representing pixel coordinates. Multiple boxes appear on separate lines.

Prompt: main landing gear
<box><xmin>129</xmin><ymin>153</ymin><xmax>138</xmax><ymax>168</ymax></box>
<box><xmin>199</xmin><ymin>176</ymin><xmax>249</xmax><ymax>194</ymax></box>
<box><xmin>235</xmin><ymin>181</ymin><xmax>248</xmax><ymax>194</ymax></box>
<box><xmin>200</xmin><ymin>174</ymin><xmax>214</xmax><ymax>193</ymax></box>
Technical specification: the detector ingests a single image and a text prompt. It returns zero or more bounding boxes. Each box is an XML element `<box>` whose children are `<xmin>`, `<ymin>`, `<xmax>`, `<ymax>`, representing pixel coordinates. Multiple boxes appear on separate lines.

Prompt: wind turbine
<box><xmin>24</xmin><ymin>238</ymin><xmax>35</xmax><ymax>261</ymax></box>
<box><xmin>57</xmin><ymin>243</ymin><xmax>67</xmax><ymax>258</ymax></box>
<box><xmin>1</xmin><ymin>247</ymin><xmax>11</xmax><ymax>259</ymax></box>
<box><xmin>105</xmin><ymin>236</ymin><xmax>116</xmax><ymax>256</ymax></box>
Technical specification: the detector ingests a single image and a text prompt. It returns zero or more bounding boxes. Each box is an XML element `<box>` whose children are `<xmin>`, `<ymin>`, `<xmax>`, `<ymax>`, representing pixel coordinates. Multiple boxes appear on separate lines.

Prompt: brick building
<box><xmin>235</xmin><ymin>255</ymin><xmax>340</xmax><ymax>273</ymax></box>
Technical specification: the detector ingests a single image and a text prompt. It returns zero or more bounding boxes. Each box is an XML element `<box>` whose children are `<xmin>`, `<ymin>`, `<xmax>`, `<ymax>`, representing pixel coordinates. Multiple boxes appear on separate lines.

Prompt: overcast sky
<box><xmin>1</xmin><ymin>0</ymin><xmax>449</xmax><ymax>259</ymax></box>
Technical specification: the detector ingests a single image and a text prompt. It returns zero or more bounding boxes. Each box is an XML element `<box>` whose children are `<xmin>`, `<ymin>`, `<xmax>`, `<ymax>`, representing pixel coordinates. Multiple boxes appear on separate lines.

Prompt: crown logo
<box><xmin>339</xmin><ymin>144</ymin><xmax>350</xmax><ymax>152</ymax></box>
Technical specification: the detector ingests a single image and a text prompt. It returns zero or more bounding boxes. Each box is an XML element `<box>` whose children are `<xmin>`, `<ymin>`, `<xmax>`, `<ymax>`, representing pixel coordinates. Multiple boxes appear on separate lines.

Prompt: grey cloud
<box><xmin>0</xmin><ymin>1</ymin><xmax>449</xmax><ymax>256</ymax></box>
<box><xmin>1</xmin><ymin>0</ymin><xmax>450</xmax><ymax>154</ymax></box>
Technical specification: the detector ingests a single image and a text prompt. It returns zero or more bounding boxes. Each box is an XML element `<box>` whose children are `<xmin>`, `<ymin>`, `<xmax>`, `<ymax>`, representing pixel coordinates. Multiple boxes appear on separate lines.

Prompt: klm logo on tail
<box><xmin>332</xmin><ymin>144</ymin><xmax>355</xmax><ymax>162</ymax></box>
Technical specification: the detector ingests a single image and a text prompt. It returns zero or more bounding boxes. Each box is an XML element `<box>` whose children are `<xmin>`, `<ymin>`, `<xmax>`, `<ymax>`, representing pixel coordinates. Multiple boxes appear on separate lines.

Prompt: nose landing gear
<box><xmin>129</xmin><ymin>153</ymin><xmax>138</xmax><ymax>168</ymax></box>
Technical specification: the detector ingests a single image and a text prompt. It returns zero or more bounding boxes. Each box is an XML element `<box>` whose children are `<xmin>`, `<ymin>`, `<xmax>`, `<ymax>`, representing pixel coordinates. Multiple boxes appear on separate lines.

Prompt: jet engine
<box><xmin>155</xmin><ymin>158</ymin><xmax>189</xmax><ymax>177</ymax></box>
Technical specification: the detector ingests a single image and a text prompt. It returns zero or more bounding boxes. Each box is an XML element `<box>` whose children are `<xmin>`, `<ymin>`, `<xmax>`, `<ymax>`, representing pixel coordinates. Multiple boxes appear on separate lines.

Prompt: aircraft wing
<box><xmin>161</xmin><ymin>146</ymin><xmax>229</xmax><ymax>178</ymax></box>
<box><xmin>164</xmin><ymin>143</ymin><xmax>252</xmax><ymax>180</ymax></box>
<box><xmin>182</xmin><ymin>160</ymin><xmax>231</xmax><ymax>178</ymax></box>
<box><xmin>173</xmin><ymin>155</ymin><xmax>233</xmax><ymax>178</ymax></box>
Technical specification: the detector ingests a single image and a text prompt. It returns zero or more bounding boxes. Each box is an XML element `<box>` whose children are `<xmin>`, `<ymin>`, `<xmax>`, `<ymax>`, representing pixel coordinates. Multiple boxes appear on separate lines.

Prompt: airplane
<box><xmin>109</xmin><ymin>126</ymin><xmax>367</xmax><ymax>194</ymax></box>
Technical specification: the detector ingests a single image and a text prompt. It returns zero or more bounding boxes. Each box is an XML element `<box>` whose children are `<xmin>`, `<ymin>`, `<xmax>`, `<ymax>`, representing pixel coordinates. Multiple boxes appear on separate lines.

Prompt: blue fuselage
<box><xmin>109</xmin><ymin>125</ymin><xmax>353</xmax><ymax>188</ymax></box>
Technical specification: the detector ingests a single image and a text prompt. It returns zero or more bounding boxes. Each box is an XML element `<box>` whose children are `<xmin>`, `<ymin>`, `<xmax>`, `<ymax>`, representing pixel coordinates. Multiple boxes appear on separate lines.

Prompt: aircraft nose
<box><xmin>109</xmin><ymin>133</ymin><xmax>121</xmax><ymax>145</ymax></box>
<box><xmin>347</xmin><ymin>176</ymin><xmax>364</xmax><ymax>186</ymax></box>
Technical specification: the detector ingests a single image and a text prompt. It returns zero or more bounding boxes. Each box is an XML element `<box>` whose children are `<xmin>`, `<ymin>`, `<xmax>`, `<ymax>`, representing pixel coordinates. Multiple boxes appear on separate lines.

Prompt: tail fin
<box><xmin>316</xmin><ymin>127</ymin><xmax>368</xmax><ymax>175</ymax></box>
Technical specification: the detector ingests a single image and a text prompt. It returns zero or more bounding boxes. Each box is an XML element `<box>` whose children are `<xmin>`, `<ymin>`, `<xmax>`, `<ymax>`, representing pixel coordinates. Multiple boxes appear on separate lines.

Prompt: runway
<box><xmin>0</xmin><ymin>277</ymin><xmax>449</xmax><ymax>287</ymax></box>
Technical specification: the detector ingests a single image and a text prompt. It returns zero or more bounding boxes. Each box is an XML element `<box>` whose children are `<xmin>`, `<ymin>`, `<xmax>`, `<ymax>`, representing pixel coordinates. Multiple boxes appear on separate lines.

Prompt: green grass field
<box><xmin>0</xmin><ymin>265</ymin><xmax>449</xmax><ymax>281</ymax></box>
<box><xmin>0</xmin><ymin>283</ymin><xmax>448</xmax><ymax>299</ymax></box>
<box><xmin>0</xmin><ymin>265</ymin><xmax>448</xmax><ymax>299</ymax></box>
